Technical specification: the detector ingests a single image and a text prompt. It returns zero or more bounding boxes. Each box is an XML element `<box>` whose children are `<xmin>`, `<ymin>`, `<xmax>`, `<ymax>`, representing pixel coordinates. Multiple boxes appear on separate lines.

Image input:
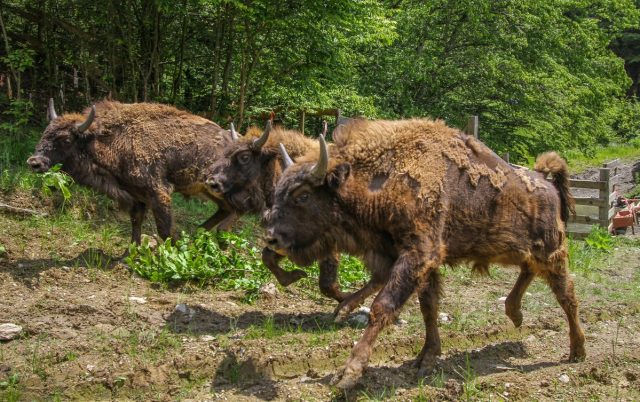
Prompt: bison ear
<box><xmin>326</xmin><ymin>163</ymin><xmax>350</xmax><ymax>191</ymax></box>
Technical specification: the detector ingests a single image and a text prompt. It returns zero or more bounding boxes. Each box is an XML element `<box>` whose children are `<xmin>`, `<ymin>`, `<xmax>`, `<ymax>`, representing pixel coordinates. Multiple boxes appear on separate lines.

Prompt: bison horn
<box><xmin>48</xmin><ymin>98</ymin><xmax>58</xmax><ymax>121</ymax></box>
<box><xmin>252</xmin><ymin>120</ymin><xmax>271</xmax><ymax>150</ymax></box>
<box><xmin>76</xmin><ymin>105</ymin><xmax>95</xmax><ymax>132</ymax></box>
<box><xmin>279</xmin><ymin>143</ymin><xmax>294</xmax><ymax>169</ymax></box>
<box><xmin>311</xmin><ymin>134</ymin><xmax>329</xmax><ymax>179</ymax></box>
<box><xmin>230</xmin><ymin>123</ymin><xmax>239</xmax><ymax>142</ymax></box>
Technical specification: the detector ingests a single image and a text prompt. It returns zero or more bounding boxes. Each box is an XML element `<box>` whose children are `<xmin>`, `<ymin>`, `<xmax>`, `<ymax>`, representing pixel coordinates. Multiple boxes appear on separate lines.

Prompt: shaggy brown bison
<box><xmin>27</xmin><ymin>99</ymin><xmax>236</xmax><ymax>243</ymax></box>
<box><xmin>267</xmin><ymin>118</ymin><xmax>585</xmax><ymax>389</ymax></box>
<box><xmin>206</xmin><ymin>122</ymin><xmax>352</xmax><ymax>301</ymax></box>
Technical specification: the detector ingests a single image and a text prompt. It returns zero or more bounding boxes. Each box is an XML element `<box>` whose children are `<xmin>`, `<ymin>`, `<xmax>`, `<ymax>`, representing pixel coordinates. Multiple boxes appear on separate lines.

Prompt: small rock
<box><xmin>175</xmin><ymin>303</ymin><xmax>195</xmax><ymax>319</ymax></box>
<box><xmin>260</xmin><ymin>283</ymin><xmax>278</xmax><ymax>300</ymax></box>
<box><xmin>141</xmin><ymin>234</ymin><xmax>158</xmax><ymax>249</ymax></box>
<box><xmin>438</xmin><ymin>312</ymin><xmax>451</xmax><ymax>323</ymax></box>
<box><xmin>128</xmin><ymin>296</ymin><xmax>147</xmax><ymax>304</ymax></box>
<box><xmin>87</xmin><ymin>364</ymin><xmax>96</xmax><ymax>372</ymax></box>
<box><xmin>0</xmin><ymin>323</ymin><xmax>22</xmax><ymax>340</ymax></box>
<box><xmin>299</xmin><ymin>375</ymin><xmax>312</xmax><ymax>383</ymax></box>
<box><xmin>558</xmin><ymin>374</ymin><xmax>570</xmax><ymax>383</ymax></box>
<box><xmin>61</xmin><ymin>266</ymin><xmax>71</xmax><ymax>271</ymax></box>
<box><xmin>526</xmin><ymin>335</ymin><xmax>537</xmax><ymax>343</ymax></box>
<box><xmin>498</xmin><ymin>296</ymin><xmax>507</xmax><ymax>302</ymax></box>
<box><xmin>525</xmin><ymin>292</ymin><xmax>532</xmax><ymax>296</ymax></box>
<box><xmin>396</xmin><ymin>319</ymin><xmax>408</xmax><ymax>326</ymax></box>
<box><xmin>349</xmin><ymin>313</ymin><xmax>369</xmax><ymax>328</ymax></box>
<box><xmin>357</xmin><ymin>306</ymin><xmax>370</xmax><ymax>314</ymax></box>
<box><xmin>200</xmin><ymin>335</ymin><xmax>216</xmax><ymax>342</ymax></box>
<box><xmin>505</xmin><ymin>382</ymin><xmax>512</xmax><ymax>388</ymax></box>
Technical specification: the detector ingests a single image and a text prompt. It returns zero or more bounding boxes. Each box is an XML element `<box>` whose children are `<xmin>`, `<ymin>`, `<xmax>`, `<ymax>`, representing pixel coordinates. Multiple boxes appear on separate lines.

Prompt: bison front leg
<box><xmin>150</xmin><ymin>191</ymin><xmax>175</xmax><ymax>240</ymax></box>
<box><xmin>130</xmin><ymin>202</ymin><xmax>147</xmax><ymax>245</ymax></box>
<box><xmin>318</xmin><ymin>252</ymin><xmax>350</xmax><ymax>302</ymax></box>
<box><xmin>331</xmin><ymin>246</ymin><xmax>441</xmax><ymax>390</ymax></box>
<box><xmin>262</xmin><ymin>247</ymin><xmax>307</xmax><ymax>286</ymax></box>
<box><xmin>201</xmin><ymin>200</ymin><xmax>237</xmax><ymax>231</ymax></box>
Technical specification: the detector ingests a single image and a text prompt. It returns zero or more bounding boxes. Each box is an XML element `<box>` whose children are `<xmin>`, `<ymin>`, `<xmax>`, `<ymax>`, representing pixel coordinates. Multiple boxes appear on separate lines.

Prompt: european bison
<box><xmin>267</xmin><ymin>118</ymin><xmax>585</xmax><ymax>389</ymax></box>
<box><xmin>27</xmin><ymin>99</ymin><xmax>236</xmax><ymax>243</ymax></box>
<box><xmin>206</xmin><ymin>122</ymin><xmax>351</xmax><ymax>301</ymax></box>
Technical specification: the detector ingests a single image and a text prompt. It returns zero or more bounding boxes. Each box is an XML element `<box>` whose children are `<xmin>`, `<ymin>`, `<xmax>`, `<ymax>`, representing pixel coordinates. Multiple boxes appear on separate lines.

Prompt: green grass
<box><xmin>565</xmin><ymin>142</ymin><xmax>640</xmax><ymax>173</ymax></box>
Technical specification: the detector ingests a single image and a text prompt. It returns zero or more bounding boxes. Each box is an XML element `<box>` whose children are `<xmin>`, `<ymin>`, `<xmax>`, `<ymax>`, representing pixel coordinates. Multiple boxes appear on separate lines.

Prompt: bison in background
<box><xmin>28</xmin><ymin>99</ymin><xmax>236</xmax><ymax>243</ymax></box>
<box><xmin>268</xmin><ymin>118</ymin><xmax>585</xmax><ymax>389</ymax></box>
<box><xmin>206</xmin><ymin>122</ymin><xmax>353</xmax><ymax>302</ymax></box>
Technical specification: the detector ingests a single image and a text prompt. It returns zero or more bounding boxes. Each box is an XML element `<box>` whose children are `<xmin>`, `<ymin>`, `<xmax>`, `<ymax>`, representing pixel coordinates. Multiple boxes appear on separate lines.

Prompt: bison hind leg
<box><xmin>539</xmin><ymin>262</ymin><xmax>586</xmax><ymax>361</ymax></box>
<box><xmin>415</xmin><ymin>269</ymin><xmax>443</xmax><ymax>378</ymax></box>
<box><xmin>505</xmin><ymin>263</ymin><xmax>536</xmax><ymax>327</ymax></box>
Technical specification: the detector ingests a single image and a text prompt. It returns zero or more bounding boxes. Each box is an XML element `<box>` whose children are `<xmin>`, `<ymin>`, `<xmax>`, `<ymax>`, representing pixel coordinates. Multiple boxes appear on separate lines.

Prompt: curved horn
<box><xmin>279</xmin><ymin>143</ymin><xmax>294</xmax><ymax>169</ymax></box>
<box><xmin>311</xmin><ymin>134</ymin><xmax>329</xmax><ymax>179</ymax></box>
<box><xmin>48</xmin><ymin>98</ymin><xmax>58</xmax><ymax>121</ymax></box>
<box><xmin>230</xmin><ymin>123</ymin><xmax>239</xmax><ymax>142</ymax></box>
<box><xmin>252</xmin><ymin>120</ymin><xmax>272</xmax><ymax>150</ymax></box>
<box><xmin>76</xmin><ymin>105</ymin><xmax>95</xmax><ymax>132</ymax></box>
<box><xmin>320</xmin><ymin>120</ymin><xmax>327</xmax><ymax>138</ymax></box>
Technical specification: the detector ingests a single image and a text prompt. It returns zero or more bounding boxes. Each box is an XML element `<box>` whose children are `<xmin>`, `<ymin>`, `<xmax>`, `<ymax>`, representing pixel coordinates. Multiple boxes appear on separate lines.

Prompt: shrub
<box><xmin>125</xmin><ymin>229</ymin><xmax>271</xmax><ymax>302</ymax></box>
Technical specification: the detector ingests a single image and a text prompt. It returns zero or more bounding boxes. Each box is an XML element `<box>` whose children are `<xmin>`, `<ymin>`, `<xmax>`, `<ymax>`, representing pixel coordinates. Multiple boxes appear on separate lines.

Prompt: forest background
<box><xmin>1</xmin><ymin>0</ymin><xmax>640</xmax><ymax>166</ymax></box>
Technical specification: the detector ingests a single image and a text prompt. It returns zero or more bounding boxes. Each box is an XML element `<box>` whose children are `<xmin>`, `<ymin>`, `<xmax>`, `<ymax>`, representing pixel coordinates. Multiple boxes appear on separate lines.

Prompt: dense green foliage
<box><xmin>125</xmin><ymin>228</ymin><xmax>369</xmax><ymax>301</ymax></box>
<box><xmin>1</xmin><ymin>0</ymin><xmax>639</xmax><ymax>164</ymax></box>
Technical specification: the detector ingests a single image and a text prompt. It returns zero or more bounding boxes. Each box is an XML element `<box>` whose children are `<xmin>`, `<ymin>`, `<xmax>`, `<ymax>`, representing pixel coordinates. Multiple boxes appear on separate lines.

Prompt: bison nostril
<box><xmin>27</xmin><ymin>157</ymin><xmax>42</xmax><ymax>170</ymax></box>
<box><xmin>207</xmin><ymin>180</ymin><xmax>222</xmax><ymax>192</ymax></box>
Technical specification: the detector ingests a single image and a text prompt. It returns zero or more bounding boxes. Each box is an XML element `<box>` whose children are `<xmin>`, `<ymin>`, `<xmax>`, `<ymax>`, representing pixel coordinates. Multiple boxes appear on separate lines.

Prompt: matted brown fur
<box><xmin>28</xmin><ymin>101</ymin><xmax>233</xmax><ymax>243</ymax></box>
<box><xmin>267</xmin><ymin>118</ymin><xmax>585</xmax><ymax>389</ymax></box>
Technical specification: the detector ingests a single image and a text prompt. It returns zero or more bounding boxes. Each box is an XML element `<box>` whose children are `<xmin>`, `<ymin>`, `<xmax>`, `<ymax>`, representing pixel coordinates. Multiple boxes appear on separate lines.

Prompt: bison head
<box><xmin>265</xmin><ymin>135</ymin><xmax>351</xmax><ymax>266</ymax></box>
<box><xmin>27</xmin><ymin>99</ymin><xmax>96</xmax><ymax>173</ymax></box>
<box><xmin>205</xmin><ymin>122</ymin><xmax>275</xmax><ymax>214</ymax></box>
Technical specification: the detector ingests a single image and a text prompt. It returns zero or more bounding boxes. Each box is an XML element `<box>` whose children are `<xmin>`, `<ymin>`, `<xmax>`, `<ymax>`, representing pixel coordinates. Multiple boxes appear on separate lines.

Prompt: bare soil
<box><xmin>1</xmin><ymin>161</ymin><xmax>639</xmax><ymax>401</ymax></box>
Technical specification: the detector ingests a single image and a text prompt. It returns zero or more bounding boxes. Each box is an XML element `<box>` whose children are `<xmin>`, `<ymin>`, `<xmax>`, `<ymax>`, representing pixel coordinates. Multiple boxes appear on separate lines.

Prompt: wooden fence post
<box><xmin>598</xmin><ymin>168</ymin><xmax>610</xmax><ymax>228</ymax></box>
<box><xmin>300</xmin><ymin>109</ymin><xmax>305</xmax><ymax>133</ymax></box>
<box><xmin>464</xmin><ymin>115</ymin><xmax>479</xmax><ymax>139</ymax></box>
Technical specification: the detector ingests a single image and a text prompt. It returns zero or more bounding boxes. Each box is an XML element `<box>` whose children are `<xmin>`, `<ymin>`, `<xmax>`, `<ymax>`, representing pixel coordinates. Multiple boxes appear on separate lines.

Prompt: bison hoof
<box><xmin>333</xmin><ymin>303</ymin><xmax>354</xmax><ymax>324</ymax></box>
<box><xmin>569</xmin><ymin>347</ymin><xmax>586</xmax><ymax>362</ymax></box>
<box><xmin>330</xmin><ymin>366</ymin><xmax>361</xmax><ymax>390</ymax></box>
<box><xmin>506</xmin><ymin>310</ymin><xmax>523</xmax><ymax>327</ymax></box>
<box><xmin>277</xmin><ymin>269</ymin><xmax>307</xmax><ymax>287</ymax></box>
<box><xmin>415</xmin><ymin>353</ymin><xmax>438</xmax><ymax>378</ymax></box>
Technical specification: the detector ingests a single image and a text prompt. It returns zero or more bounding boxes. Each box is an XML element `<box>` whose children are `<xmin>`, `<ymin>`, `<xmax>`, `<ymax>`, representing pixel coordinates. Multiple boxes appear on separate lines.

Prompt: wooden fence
<box><xmin>462</xmin><ymin>115</ymin><xmax>622</xmax><ymax>239</ymax></box>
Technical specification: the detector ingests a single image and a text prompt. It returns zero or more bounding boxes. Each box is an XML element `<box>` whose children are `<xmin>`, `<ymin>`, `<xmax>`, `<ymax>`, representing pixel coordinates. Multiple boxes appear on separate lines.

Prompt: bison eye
<box><xmin>237</xmin><ymin>152</ymin><xmax>251</xmax><ymax>165</ymax></box>
<box><xmin>295</xmin><ymin>192</ymin><xmax>310</xmax><ymax>204</ymax></box>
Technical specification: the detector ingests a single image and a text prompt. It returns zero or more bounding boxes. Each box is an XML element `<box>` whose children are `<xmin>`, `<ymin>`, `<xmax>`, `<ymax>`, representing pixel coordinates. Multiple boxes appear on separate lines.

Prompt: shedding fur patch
<box><xmin>322</xmin><ymin>119</ymin><xmax>508</xmax><ymax>201</ymax></box>
<box><xmin>514</xmin><ymin>168</ymin><xmax>547</xmax><ymax>193</ymax></box>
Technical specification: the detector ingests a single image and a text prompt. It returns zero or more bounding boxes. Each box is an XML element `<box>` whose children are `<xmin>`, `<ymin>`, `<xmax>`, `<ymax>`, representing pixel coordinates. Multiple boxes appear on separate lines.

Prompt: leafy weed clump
<box><xmin>125</xmin><ymin>229</ymin><xmax>270</xmax><ymax>301</ymax></box>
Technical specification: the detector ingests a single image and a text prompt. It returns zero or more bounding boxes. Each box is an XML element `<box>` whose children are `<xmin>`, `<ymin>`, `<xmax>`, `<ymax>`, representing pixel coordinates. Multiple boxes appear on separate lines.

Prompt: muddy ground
<box><xmin>1</xmin><ymin>161</ymin><xmax>640</xmax><ymax>401</ymax></box>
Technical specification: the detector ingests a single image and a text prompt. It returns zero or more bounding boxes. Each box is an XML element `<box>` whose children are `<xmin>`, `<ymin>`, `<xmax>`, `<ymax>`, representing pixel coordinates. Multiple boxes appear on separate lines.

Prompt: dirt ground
<box><xmin>1</xmin><ymin>161</ymin><xmax>640</xmax><ymax>401</ymax></box>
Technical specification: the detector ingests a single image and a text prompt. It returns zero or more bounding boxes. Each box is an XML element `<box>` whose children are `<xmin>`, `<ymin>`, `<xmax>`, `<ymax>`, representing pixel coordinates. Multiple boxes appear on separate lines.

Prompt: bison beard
<box><xmin>267</xmin><ymin>118</ymin><xmax>585</xmax><ymax>389</ymax></box>
<box><xmin>28</xmin><ymin>99</ymin><xmax>236</xmax><ymax>244</ymax></box>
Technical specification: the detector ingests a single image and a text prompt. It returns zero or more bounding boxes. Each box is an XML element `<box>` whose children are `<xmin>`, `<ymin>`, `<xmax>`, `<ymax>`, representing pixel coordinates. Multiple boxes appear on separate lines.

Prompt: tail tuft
<box><xmin>534</xmin><ymin>152</ymin><xmax>575</xmax><ymax>224</ymax></box>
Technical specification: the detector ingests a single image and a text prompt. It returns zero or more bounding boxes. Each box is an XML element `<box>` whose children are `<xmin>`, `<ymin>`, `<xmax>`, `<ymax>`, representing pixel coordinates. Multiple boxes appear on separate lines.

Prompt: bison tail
<box><xmin>534</xmin><ymin>152</ymin><xmax>575</xmax><ymax>224</ymax></box>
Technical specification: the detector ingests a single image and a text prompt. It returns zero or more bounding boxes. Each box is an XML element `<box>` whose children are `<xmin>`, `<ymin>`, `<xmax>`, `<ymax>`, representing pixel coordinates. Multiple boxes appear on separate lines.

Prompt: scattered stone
<box><xmin>61</xmin><ymin>265</ymin><xmax>71</xmax><ymax>271</ymax></box>
<box><xmin>348</xmin><ymin>313</ymin><xmax>369</xmax><ymax>328</ymax></box>
<box><xmin>438</xmin><ymin>312</ymin><xmax>452</xmax><ymax>323</ymax></box>
<box><xmin>396</xmin><ymin>319</ymin><xmax>408</xmax><ymax>326</ymax></box>
<box><xmin>299</xmin><ymin>375</ymin><xmax>312</xmax><ymax>383</ymax></box>
<box><xmin>200</xmin><ymin>335</ymin><xmax>216</xmax><ymax>342</ymax></box>
<box><xmin>0</xmin><ymin>323</ymin><xmax>22</xmax><ymax>340</ymax></box>
<box><xmin>357</xmin><ymin>306</ymin><xmax>370</xmax><ymax>314</ymax></box>
<box><xmin>526</xmin><ymin>335</ymin><xmax>537</xmax><ymax>343</ymax></box>
<box><xmin>128</xmin><ymin>296</ymin><xmax>147</xmax><ymax>304</ymax></box>
<box><xmin>558</xmin><ymin>374</ymin><xmax>570</xmax><ymax>383</ymax></box>
<box><xmin>174</xmin><ymin>303</ymin><xmax>195</xmax><ymax>319</ymax></box>
<box><xmin>87</xmin><ymin>364</ymin><xmax>96</xmax><ymax>372</ymax></box>
<box><xmin>498</xmin><ymin>296</ymin><xmax>507</xmax><ymax>302</ymax></box>
<box><xmin>525</xmin><ymin>292</ymin><xmax>532</xmax><ymax>296</ymax></box>
<box><xmin>260</xmin><ymin>283</ymin><xmax>278</xmax><ymax>300</ymax></box>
